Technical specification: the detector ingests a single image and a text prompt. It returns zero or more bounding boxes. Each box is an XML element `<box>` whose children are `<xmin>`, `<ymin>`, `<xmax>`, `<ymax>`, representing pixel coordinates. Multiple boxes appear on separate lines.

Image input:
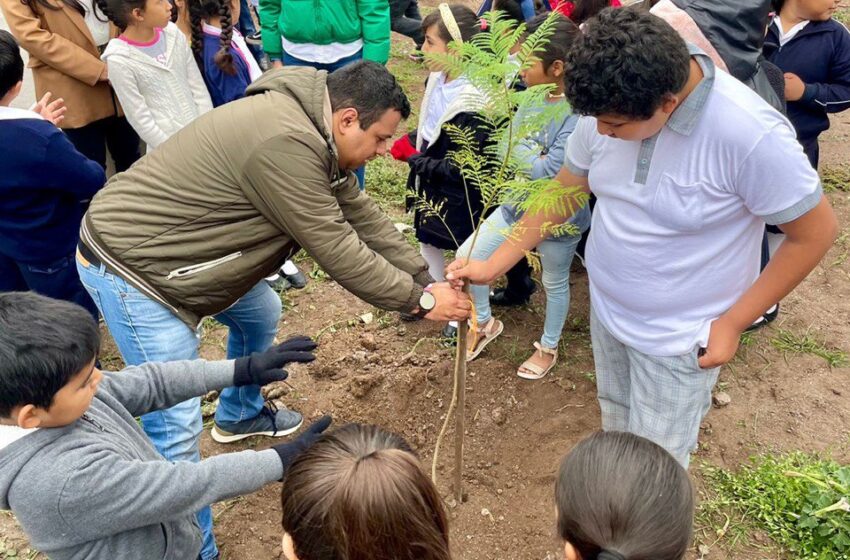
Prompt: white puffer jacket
<box><xmin>102</xmin><ymin>23</ymin><xmax>213</xmax><ymax>150</ymax></box>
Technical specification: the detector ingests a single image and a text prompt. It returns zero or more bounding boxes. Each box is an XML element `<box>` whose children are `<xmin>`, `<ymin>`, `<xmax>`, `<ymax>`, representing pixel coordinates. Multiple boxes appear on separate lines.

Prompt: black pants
<box><xmin>64</xmin><ymin>116</ymin><xmax>141</xmax><ymax>172</ymax></box>
<box><xmin>391</xmin><ymin>0</ymin><xmax>424</xmax><ymax>48</ymax></box>
<box><xmin>799</xmin><ymin>136</ymin><xmax>819</xmax><ymax>170</ymax></box>
<box><xmin>0</xmin><ymin>251</ymin><xmax>99</xmax><ymax>322</ymax></box>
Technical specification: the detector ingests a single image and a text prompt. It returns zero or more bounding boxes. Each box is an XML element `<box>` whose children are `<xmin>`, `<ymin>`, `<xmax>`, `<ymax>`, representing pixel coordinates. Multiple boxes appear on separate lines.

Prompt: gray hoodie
<box><xmin>0</xmin><ymin>360</ymin><xmax>283</xmax><ymax>560</ymax></box>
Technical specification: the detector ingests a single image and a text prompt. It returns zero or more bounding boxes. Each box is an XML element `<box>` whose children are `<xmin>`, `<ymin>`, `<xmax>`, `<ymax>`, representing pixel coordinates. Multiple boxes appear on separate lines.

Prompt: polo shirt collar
<box><xmin>665</xmin><ymin>43</ymin><xmax>715</xmax><ymax>137</ymax></box>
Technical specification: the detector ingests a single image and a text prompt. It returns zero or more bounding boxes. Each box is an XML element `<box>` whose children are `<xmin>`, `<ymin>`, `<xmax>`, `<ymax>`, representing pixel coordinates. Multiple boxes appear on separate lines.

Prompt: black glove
<box><xmin>272</xmin><ymin>415</ymin><xmax>333</xmax><ymax>473</ymax></box>
<box><xmin>233</xmin><ymin>335</ymin><xmax>317</xmax><ymax>387</ymax></box>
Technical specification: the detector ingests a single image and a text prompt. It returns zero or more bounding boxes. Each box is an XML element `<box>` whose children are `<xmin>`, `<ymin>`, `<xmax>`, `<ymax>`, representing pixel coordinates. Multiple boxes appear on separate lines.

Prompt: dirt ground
<box><xmin>2</xmin><ymin>3</ymin><xmax>849</xmax><ymax>559</ymax></box>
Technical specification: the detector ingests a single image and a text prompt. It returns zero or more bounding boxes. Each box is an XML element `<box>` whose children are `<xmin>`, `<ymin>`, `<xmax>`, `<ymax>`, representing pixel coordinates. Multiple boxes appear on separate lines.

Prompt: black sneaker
<box><xmin>245</xmin><ymin>31</ymin><xmax>263</xmax><ymax>46</ymax></box>
<box><xmin>440</xmin><ymin>323</ymin><xmax>458</xmax><ymax>346</ymax></box>
<box><xmin>745</xmin><ymin>303</ymin><xmax>779</xmax><ymax>332</ymax></box>
<box><xmin>491</xmin><ymin>284</ymin><xmax>536</xmax><ymax>307</ymax></box>
<box><xmin>211</xmin><ymin>402</ymin><xmax>303</xmax><ymax>443</ymax></box>
<box><xmin>266</xmin><ymin>270</ymin><xmax>308</xmax><ymax>291</ymax></box>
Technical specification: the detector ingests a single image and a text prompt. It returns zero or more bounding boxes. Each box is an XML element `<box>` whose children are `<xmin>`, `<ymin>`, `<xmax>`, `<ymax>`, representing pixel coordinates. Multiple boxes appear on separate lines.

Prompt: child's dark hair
<box><xmin>771</xmin><ymin>0</ymin><xmax>785</xmax><ymax>12</ymax></box>
<box><xmin>493</xmin><ymin>0</ymin><xmax>525</xmax><ymax>27</ymax></box>
<box><xmin>525</xmin><ymin>12</ymin><xmax>579</xmax><ymax>71</ymax></box>
<box><xmin>95</xmin><ymin>0</ymin><xmax>147</xmax><ymax>30</ymax></box>
<box><xmin>188</xmin><ymin>0</ymin><xmax>236</xmax><ymax>76</ymax></box>
<box><xmin>0</xmin><ymin>293</ymin><xmax>100</xmax><ymax>418</ymax></box>
<box><xmin>556</xmin><ymin>431</ymin><xmax>693</xmax><ymax>560</ymax></box>
<box><xmin>421</xmin><ymin>4</ymin><xmax>482</xmax><ymax>44</ymax></box>
<box><xmin>564</xmin><ymin>7</ymin><xmax>690</xmax><ymax>119</ymax></box>
<box><xmin>281</xmin><ymin>424</ymin><xmax>451</xmax><ymax>560</ymax></box>
<box><xmin>571</xmin><ymin>0</ymin><xmax>616</xmax><ymax>25</ymax></box>
<box><xmin>0</xmin><ymin>30</ymin><xmax>24</xmax><ymax>100</ymax></box>
<box><xmin>327</xmin><ymin>60</ymin><xmax>411</xmax><ymax>130</ymax></box>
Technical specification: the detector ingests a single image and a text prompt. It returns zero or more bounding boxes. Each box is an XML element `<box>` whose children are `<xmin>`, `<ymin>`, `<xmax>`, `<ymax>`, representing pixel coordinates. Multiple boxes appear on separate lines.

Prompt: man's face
<box><xmin>594</xmin><ymin>96</ymin><xmax>679</xmax><ymax>142</ymax></box>
<box><xmin>334</xmin><ymin>108</ymin><xmax>402</xmax><ymax>170</ymax></box>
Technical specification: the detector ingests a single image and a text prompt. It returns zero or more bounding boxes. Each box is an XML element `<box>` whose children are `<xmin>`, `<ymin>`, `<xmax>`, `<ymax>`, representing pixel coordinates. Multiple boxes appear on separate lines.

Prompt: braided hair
<box><xmin>187</xmin><ymin>0</ymin><xmax>236</xmax><ymax>76</ymax></box>
<box><xmin>94</xmin><ymin>0</ymin><xmax>146</xmax><ymax>30</ymax></box>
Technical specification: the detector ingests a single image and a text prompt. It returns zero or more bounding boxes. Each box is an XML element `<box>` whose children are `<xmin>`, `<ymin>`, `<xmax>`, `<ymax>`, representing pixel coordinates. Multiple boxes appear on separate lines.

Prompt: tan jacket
<box><xmin>82</xmin><ymin>67</ymin><xmax>431</xmax><ymax>327</ymax></box>
<box><xmin>0</xmin><ymin>0</ymin><xmax>121</xmax><ymax>129</ymax></box>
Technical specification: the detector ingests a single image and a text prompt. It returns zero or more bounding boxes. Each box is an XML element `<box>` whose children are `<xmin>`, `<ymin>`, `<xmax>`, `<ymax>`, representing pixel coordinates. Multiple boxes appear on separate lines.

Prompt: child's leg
<box><xmin>456</xmin><ymin>210</ymin><xmax>512</xmax><ymax>326</ymax></box>
<box><xmin>420</xmin><ymin>243</ymin><xmax>447</xmax><ymax>281</ymax></box>
<box><xmin>590</xmin><ymin>307</ymin><xmax>631</xmax><ymax>432</ymax></box>
<box><xmin>623</xmin><ymin>346</ymin><xmax>720</xmax><ymax>468</ymax></box>
<box><xmin>537</xmin><ymin>235</ymin><xmax>580</xmax><ymax>349</ymax></box>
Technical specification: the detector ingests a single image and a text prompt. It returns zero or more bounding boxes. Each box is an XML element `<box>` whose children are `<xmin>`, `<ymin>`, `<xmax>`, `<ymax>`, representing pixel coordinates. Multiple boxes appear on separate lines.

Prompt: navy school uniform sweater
<box><xmin>200</xmin><ymin>31</ymin><xmax>256</xmax><ymax>107</ymax></box>
<box><xmin>764</xmin><ymin>18</ymin><xmax>850</xmax><ymax>141</ymax></box>
<box><xmin>0</xmin><ymin>111</ymin><xmax>106</xmax><ymax>263</ymax></box>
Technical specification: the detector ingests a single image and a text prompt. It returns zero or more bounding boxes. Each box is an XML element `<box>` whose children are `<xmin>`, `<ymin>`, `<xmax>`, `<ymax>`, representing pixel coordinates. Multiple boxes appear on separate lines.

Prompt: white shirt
<box><xmin>0</xmin><ymin>425</ymin><xmax>36</xmax><ymax>450</ymax></box>
<box><xmin>565</xmin><ymin>50</ymin><xmax>822</xmax><ymax>356</ymax></box>
<box><xmin>420</xmin><ymin>73</ymin><xmax>469</xmax><ymax>144</ymax></box>
<box><xmin>83</xmin><ymin>0</ymin><xmax>111</xmax><ymax>47</ymax></box>
<box><xmin>281</xmin><ymin>36</ymin><xmax>363</xmax><ymax>64</ymax></box>
<box><xmin>202</xmin><ymin>23</ymin><xmax>262</xmax><ymax>81</ymax></box>
<box><xmin>773</xmin><ymin>15</ymin><xmax>810</xmax><ymax>46</ymax></box>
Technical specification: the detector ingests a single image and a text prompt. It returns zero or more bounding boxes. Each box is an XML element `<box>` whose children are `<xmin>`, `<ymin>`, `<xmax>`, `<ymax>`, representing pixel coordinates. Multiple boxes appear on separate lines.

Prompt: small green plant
<box><xmin>365</xmin><ymin>157</ymin><xmax>410</xmax><ymax>212</ymax></box>
<box><xmin>700</xmin><ymin>453</ymin><xmax>850</xmax><ymax>559</ymax></box>
<box><xmin>771</xmin><ymin>328</ymin><xmax>849</xmax><ymax>367</ymax></box>
<box><xmin>821</xmin><ymin>165</ymin><xmax>850</xmax><ymax>193</ymax></box>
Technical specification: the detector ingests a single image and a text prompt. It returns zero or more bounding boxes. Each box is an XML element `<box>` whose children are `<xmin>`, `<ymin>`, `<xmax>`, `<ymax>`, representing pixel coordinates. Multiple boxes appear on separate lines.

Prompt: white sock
<box><xmin>281</xmin><ymin>260</ymin><xmax>299</xmax><ymax>276</ymax></box>
<box><xmin>420</xmin><ymin>243</ymin><xmax>446</xmax><ymax>282</ymax></box>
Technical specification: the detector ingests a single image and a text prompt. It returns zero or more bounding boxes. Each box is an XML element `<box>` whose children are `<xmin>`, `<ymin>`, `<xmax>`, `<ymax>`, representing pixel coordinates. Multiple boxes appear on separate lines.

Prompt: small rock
<box><xmin>367</xmin><ymin>353</ymin><xmax>381</xmax><ymax>364</ymax></box>
<box><xmin>833</xmin><ymin>388</ymin><xmax>843</xmax><ymax>396</ymax></box>
<box><xmin>712</xmin><ymin>392</ymin><xmax>732</xmax><ymax>407</ymax></box>
<box><xmin>445</xmin><ymin>496</ymin><xmax>458</xmax><ymax>509</ymax></box>
<box><xmin>360</xmin><ymin>333</ymin><xmax>378</xmax><ymax>351</ymax></box>
<box><xmin>351</xmin><ymin>350</ymin><xmax>368</xmax><ymax>363</ymax></box>
<box><xmin>348</xmin><ymin>372</ymin><xmax>384</xmax><ymax>398</ymax></box>
<box><xmin>359</xmin><ymin>312</ymin><xmax>374</xmax><ymax>325</ymax></box>
<box><xmin>491</xmin><ymin>407</ymin><xmax>506</xmax><ymax>426</ymax></box>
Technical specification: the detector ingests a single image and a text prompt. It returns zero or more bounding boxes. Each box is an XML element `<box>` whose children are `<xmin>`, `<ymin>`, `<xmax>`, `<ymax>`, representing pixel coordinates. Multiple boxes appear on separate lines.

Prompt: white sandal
<box><xmin>517</xmin><ymin>342</ymin><xmax>558</xmax><ymax>380</ymax></box>
<box><xmin>466</xmin><ymin>318</ymin><xmax>504</xmax><ymax>362</ymax></box>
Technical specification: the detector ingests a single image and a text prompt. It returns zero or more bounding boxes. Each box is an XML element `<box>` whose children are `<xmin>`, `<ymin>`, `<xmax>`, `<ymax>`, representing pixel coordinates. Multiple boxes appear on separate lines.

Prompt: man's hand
<box><xmin>271</xmin><ymin>60</ymin><xmax>284</xmax><ymax>69</ymax></box>
<box><xmin>31</xmin><ymin>92</ymin><xmax>67</xmax><ymax>126</ymax></box>
<box><xmin>445</xmin><ymin>258</ymin><xmax>495</xmax><ymax>289</ymax></box>
<box><xmin>784</xmin><ymin>73</ymin><xmax>806</xmax><ymax>101</ymax></box>
<box><xmin>424</xmin><ymin>282</ymin><xmax>472</xmax><ymax>321</ymax></box>
<box><xmin>233</xmin><ymin>335</ymin><xmax>317</xmax><ymax>387</ymax></box>
<box><xmin>697</xmin><ymin>315</ymin><xmax>742</xmax><ymax>369</ymax></box>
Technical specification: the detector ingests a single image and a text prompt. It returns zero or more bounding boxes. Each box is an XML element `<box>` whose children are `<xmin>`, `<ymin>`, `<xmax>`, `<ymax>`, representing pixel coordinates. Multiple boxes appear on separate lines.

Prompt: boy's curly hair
<box><xmin>564</xmin><ymin>7</ymin><xmax>691</xmax><ymax>119</ymax></box>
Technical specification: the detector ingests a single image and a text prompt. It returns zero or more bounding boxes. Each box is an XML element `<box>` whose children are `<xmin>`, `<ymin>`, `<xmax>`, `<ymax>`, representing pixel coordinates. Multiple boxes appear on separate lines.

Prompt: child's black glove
<box><xmin>272</xmin><ymin>415</ymin><xmax>333</xmax><ymax>473</ymax></box>
<box><xmin>233</xmin><ymin>335</ymin><xmax>317</xmax><ymax>387</ymax></box>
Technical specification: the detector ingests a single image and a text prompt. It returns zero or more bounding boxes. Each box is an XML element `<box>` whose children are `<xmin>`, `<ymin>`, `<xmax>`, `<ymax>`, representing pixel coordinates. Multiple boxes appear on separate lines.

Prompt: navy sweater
<box><xmin>764</xmin><ymin>18</ymin><xmax>850</xmax><ymax>140</ymax></box>
<box><xmin>0</xmin><ymin>117</ymin><xmax>106</xmax><ymax>263</ymax></box>
<box><xmin>200</xmin><ymin>32</ymin><xmax>255</xmax><ymax>107</ymax></box>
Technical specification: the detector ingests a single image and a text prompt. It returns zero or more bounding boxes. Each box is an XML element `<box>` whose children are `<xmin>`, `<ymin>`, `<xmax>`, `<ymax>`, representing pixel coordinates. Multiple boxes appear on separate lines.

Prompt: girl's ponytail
<box><xmin>213</xmin><ymin>0</ymin><xmax>236</xmax><ymax>76</ymax></box>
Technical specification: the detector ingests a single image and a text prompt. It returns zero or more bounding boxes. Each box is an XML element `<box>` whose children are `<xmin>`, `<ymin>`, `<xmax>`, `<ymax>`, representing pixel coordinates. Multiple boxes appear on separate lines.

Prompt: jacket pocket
<box><xmin>166</xmin><ymin>252</ymin><xmax>243</xmax><ymax>280</ymax></box>
<box><xmin>651</xmin><ymin>173</ymin><xmax>705</xmax><ymax>232</ymax></box>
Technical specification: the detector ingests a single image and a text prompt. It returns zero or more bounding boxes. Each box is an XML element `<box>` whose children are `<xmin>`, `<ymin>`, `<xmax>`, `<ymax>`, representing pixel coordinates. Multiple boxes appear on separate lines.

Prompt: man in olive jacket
<box><xmin>76</xmin><ymin>61</ymin><xmax>470</xmax><ymax>560</ymax></box>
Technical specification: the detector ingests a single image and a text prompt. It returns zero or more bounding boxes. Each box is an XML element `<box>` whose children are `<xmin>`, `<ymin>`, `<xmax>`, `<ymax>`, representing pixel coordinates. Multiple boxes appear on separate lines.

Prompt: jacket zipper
<box><xmin>81</xmin><ymin>413</ymin><xmax>106</xmax><ymax>432</ymax></box>
<box><xmin>166</xmin><ymin>252</ymin><xmax>243</xmax><ymax>280</ymax></box>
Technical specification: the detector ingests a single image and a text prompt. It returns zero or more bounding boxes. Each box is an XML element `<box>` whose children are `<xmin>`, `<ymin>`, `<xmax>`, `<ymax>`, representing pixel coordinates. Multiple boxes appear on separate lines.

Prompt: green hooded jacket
<box><xmin>81</xmin><ymin>67</ymin><xmax>430</xmax><ymax>328</ymax></box>
<box><xmin>259</xmin><ymin>0</ymin><xmax>391</xmax><ymax>63</ymax></box>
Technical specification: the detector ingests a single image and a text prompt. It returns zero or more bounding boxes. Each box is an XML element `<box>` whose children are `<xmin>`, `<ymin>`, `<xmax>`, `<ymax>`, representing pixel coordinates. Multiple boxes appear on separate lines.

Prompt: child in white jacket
<box><xmin>98</xmin><ymin>0</ymin><xmax>212</xmax><ymax>150</ymax></box>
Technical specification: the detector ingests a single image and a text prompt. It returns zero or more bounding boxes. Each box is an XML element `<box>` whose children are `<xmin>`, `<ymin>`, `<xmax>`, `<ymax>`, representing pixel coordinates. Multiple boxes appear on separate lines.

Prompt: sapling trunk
<box><xmin>452</xmin><ymin>288</ymin><xmax>470</xmax><ymax>501</ymax></box>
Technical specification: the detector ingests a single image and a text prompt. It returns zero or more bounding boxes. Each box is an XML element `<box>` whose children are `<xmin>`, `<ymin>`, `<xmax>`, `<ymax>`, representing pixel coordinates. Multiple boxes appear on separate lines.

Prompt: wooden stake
<box><xmin>453</xmin><ymin>295</ymin><xmax>469</xmax><ymax>502</ymax></box>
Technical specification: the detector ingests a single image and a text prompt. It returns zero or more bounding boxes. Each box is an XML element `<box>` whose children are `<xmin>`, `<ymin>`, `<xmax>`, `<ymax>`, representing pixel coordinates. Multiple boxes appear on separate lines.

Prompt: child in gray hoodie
<box><xmin>0</xmin><ymin>291</ymin><xmax>331</xmax><ymax>560</ymax></box>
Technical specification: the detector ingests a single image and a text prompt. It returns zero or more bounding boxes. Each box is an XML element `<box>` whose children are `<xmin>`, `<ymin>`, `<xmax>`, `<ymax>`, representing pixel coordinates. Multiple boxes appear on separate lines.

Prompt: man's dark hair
<box><xmin>556</xmin><ymin>431</ymin><xmax>694</xmax><ymax>560</ymax></box>
<box><xmin>525</xmin><ymin>13</ymin><xmax>579</xmax><ymax>71</ymax></box>
<box><xmin>0</xmin><ymin>292</ymin><xmax>100</xmax><ymax>417</ymax></box>
<box><xmin>564</xmin><ymin>7</ymin><xmax>691</xmax><ymax>119</ymax></box>
<box><xmin>0</xmin><ymin>30</ymin><xmax>24</xmax><ymax>100</ymax></box>
<box><xmin>326</xmin><ymin>60</ymin><xmax>411</xmax><ymax>130</ymax></box>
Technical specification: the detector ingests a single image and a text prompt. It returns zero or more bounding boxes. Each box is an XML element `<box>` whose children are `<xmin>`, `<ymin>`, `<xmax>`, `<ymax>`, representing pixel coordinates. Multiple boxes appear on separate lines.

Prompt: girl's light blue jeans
<box><xmin>77</xmin><ymin>259</ymin><xmax>281</xmax><ymax>560</ymax></box>
<box><xmin>457</xmin><ymin>208</ymin><xmax>581</xmax><ymax>349</ymax></box>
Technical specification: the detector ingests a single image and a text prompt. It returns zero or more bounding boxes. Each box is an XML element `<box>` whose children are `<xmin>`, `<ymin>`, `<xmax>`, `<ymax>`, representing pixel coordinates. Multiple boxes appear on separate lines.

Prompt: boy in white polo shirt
<box><xmin>447</xmin><ymin>7</ymin><xmax>838</xmax><ymax>467</ymax></box>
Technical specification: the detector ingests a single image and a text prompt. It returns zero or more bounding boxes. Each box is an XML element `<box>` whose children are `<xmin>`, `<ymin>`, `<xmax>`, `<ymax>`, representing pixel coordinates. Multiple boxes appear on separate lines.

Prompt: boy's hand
<box><xmin>272</xmin><ymin>415</ymin><xmax>333</xmax><ymax>474</ymax></box>
<box><xmin>698</xmin><ymin>316</ymin><xmax>742</xmax><ymax>370</ymax></box>
<box><xmin>784</xmin><ymin>73</ymin><xmax>806</xmax><ymax>101</ymax></box>
<box><xmin>31</xmin><ymin>92</ymin><xmax>67</xmax><ymax>125</ymax></box>
<box><xmin>233</xmin><ymin>335</ymin><xmax>317</xmax><ymax>387</ymax></box>
<box><xmin>424</xmin><ymin>282</ymin><xmax>472</xmax><ymax>321</ymax></box>
<box><xmin>445</xmin><ymin>258</ymin><xmax>495</xmax><ymax>288</ymax></box>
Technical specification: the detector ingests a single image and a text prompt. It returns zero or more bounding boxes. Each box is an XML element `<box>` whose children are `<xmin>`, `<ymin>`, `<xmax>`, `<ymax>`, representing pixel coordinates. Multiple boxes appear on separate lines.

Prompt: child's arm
<box><xmin>787</xmin><ymin>28</ymin><xmax>850</xmax><ymax>113</ymax></box>
<box><xmin>0</xmin><ymin>0</ymin><xmax>107</xmax><ymax>85</ymax></box>
<box><xmin>40</xmin><ymin>126</ymin><xmax>106</xmax><ymax>199</ymax></box>
<box><xmin>697</xmin><ymin>126</ymin><xmax>839</xmax><ymax>369</ymax></box>
<box><xmin>358</xmin><ymin>0</ymin><xmax>391</xmax><ymax>64</ymax></box>
<box><xmin>99</xmin><ymin>337</ymin><xmax>316</xmax><ymax>417</ymax></box>
<box><xmin>107</xmin><ymin>59</ymin><xmax>171</xmax><ymax>148</ymax></box>
<box><xmin>514</xmin><ymin>114</ymin><xmax>579</xmax><ymax>180</ymax></box>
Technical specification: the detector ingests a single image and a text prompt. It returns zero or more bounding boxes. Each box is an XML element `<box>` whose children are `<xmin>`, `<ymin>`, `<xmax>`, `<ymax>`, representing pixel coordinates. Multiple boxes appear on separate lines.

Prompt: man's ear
<box><xmin>564</xmin><ymin>541</ymin><xmax>580</xmax><ymax>560</ymax></box>
<box><xmin>660</xmin><ymin>92</ymin><xmax>681</xmax><ymax>115</ymax></box>
<box><xmin>15</xmin><ymin>405</ymin><xmax>44</xmax><ymax>429</ymax></box>
<box><xmin>336</xmin><ymin>107</ymin><xmax>360</xmax><ymax>133</ymax></box>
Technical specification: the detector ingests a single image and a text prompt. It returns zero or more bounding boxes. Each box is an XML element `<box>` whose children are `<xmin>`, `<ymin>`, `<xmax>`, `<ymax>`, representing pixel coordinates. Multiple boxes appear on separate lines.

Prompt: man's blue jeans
<box><xmin>77</xmin><ymin>259</ymin><xmax>281</xmax><ymax>560</ymax></box>
<box><xmin>281</xmin><ymin>48</ymin><xmax>366</xmax><ymax>188</ymax></box>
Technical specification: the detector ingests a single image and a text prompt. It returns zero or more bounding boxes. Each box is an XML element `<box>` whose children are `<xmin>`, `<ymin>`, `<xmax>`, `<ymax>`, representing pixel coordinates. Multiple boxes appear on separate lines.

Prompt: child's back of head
<box><xmin>556</xmin><ymin>431</ymin><xmax>693</xmax><ymax>560</ymax></box>
<box><xmin>280</xmin><ymin>424</ymin><xmax>450</xmax><ymax>560</ymax></box>
<box><xmin>0</xmin><ymin>30</ymin><xmax>24</xmax><ymax>103</ymax></box>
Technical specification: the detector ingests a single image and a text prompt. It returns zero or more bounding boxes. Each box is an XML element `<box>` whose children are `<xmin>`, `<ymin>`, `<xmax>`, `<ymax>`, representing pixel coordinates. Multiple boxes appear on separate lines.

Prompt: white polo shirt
<box><xmin>565</xmin><ymin>46</ymin><xmax>822</xmax><ymax>356</ymax></box>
